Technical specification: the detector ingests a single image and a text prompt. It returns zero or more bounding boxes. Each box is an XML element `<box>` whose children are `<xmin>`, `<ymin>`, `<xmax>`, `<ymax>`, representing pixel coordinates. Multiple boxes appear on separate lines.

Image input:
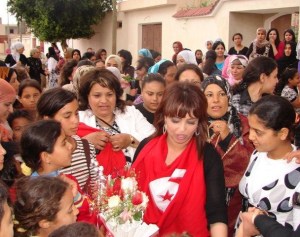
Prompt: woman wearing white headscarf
<box><xmin>5</xmin><ymin>42</ymin><xmax>28</xmax><ymax>67</ymax></box>
<box><xmin>176</xmin><ymin>50</ymin><xmax>197</xmax><ymax>68</ymax></box>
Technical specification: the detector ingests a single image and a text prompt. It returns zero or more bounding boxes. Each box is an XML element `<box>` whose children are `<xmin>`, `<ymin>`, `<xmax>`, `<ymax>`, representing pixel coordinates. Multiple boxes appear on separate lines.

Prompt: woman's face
<box><xmin>204</xmin><ymin>84</ymin><xmax>228</xmax><ymax>119</ymax></box>
<box><xmin>136</xmin><ymin>67</ymin><xmax>147</xmax><ymax>80</ymax></box>
<box><xmin>248</xmin><ymin>114</ymin><xmax>284</xmax><ymax>155</ymax></box>
<box><xmin>176</xmin><ymin>55</ymin><xmax>186</xmax><ymax>67</ymax></box>
<box><xmin>0</xmin><ymin>100</ymin><xmax>14</xmax><ymax>123</ymax></box>
<box><xmin>268</xmin><ymin>30</ymin><xmax>277</xmax><ymax>41</ymax></box>
<box><xmin>106</xmin><ymin>58</ymin><xmax>118</xmax><ymax>68</ymax></box>
<box><xmin>88</xmin><ymin>83</ymin><xmax>116</xmax><ymax>119</ymax></box>
<box><xmin>47</xmin><ymin>129</ymin><xmax>73</xmax><ymax>170</ymax></box>
<box><xmin>0</xmin><ymin>201</ymin><xmax>13</xmax><ymax>237</ymax></box>
<box><xmin>195</xmin><ymin>51</ymin><xmax>203</xmax><ymax>59</ymax></box>
<box><xmin>284</xmin><ymin>32</ymin><xmax>293</xmax><ymax>42</ymax></box>
<box><xmin>47</xmin><ymin>188</ymin><xmax>78</xmax><ymax>235</ymax></box>
<box><xmin>233</xmin><ymin>35</ymin><xmax>242</xmax><ymax>46</ymax></box>
<box><xmin>215</xmin><ymin>44</ymin><xmax>225</xmax><ymax>57</ymax></box>
<box><xmin>100</xmin><ymin>51</ymin><xmax>107</xmax><ymax>61</ymax></box>
<box><xmin>11</xmin><ymin>117</ymin><xmax>31</xmax><ymax>142</ymax></box>
<box><xmin>261</xmin><ymin>68</ymin><xmax>278</xmax><ymax>94</ymax></box>
<box><xmin>230</xmin><ymin>63</ymin><xmax>245</xmax><ymax>82</ymax></box>
<box><xmin>19</xmin><ymin>86</ymin><xmax>41</xmax><ymax>111</ymax></box>
<box><xmin>256</xmin><ymin>30</ymin><xmax>266</xmax><ymax>43</ymax></box>
<box><xmin>163</xmin><ymin>65</ymin><xmax>177</xmax><ymax>85</ymax></box>
<box><xmin>9</xmin><ymin>72</ymin><xmax>19</xmax><ymax>92</ymax></box>
<box><xmin>142</xmin><ymin>81</ymin><xmax>165</xmax><ymax>113</ymax></box>
<box><xmin>72</xmin><ymin>52</ymin><xmax>80</xmax><ymax>61</ymax></box>
<box><xmin>165</xmin><ymin>113</ymin><xmax>199</xmax><ymax>146</ymax></box>
<box><xmin>284</xmin><ymin>44</ymin><xmax>292</xmax><ymax>56</ymax></box>
<box><xmin>178</xmin><ymin>69</ymin><xmax>201</xmax><ymax>85</ymax></box>
<box><xmin>17</xmin><ymin>47</ymin><xmax>24</xmax><ymax>54</ymax></box>
<box><xmin>288</xmin><ymin>73</ymin><xmax>300</xmax><ymax>87</ymax></box>
<box><xmin>53</xmin><ymin>100</ymin><xmax>79</xmax><ymax>137</ymax></box>
<box><xmin>206</xmin><ymin>42</ymin><xmax>212</xmax><ymax>50</ymax></box>
<box><xmin>173</xmin><ymin>43</ymin><xmax>180</xmax><ymax>54</ymax></box>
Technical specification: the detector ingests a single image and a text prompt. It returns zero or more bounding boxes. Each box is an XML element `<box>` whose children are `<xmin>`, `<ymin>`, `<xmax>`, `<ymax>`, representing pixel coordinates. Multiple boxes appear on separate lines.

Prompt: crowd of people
<box><xmin>0</xmin><ymin>26</ymin><xmax>299</xmax><ymax>237</ymax></box>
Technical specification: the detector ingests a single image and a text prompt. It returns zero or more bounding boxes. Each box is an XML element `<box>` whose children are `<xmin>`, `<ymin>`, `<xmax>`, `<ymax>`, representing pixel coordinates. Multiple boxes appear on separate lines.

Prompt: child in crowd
<box><xmin>20</xmin><ymin>120</ymin><xmax>97</xmax><ymax>224</ymax></box>
<box><xmin>13</xmin><ymin>176</ymin><xmax>78</xmax><ymax>237</ymax></box>
<box><xmin>237</xmin><ymin>95</ymin><xmax>300</xmax><ymax>235</ymax></box>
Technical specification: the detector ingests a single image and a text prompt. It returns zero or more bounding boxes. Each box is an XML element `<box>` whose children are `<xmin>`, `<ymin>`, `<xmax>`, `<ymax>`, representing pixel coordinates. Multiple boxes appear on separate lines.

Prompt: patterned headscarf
<box><xmin>201</xmin><ymin>75</ymin><xmax>242</xmax><ymax>141</ymax></box>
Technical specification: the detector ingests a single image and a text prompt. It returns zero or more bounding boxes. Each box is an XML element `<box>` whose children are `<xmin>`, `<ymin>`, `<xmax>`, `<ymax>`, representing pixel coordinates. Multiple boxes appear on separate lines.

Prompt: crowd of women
<box><xmin>0</xmin><ymin>26</ymin><xmax>299</xmax><ymax>237</ymax></box>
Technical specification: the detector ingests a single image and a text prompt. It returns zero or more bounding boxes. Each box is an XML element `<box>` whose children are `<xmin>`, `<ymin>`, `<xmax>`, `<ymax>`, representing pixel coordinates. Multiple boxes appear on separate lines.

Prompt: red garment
<box><xmin>274</xmin><ymin>41</ymin><xmax>285</xmax><ymax>60</ymax></box>
<box><xmin>77</xmin><ymin>122</ymin><xmax>126</xmax><ymax>176</ymax></box>
<box><xmin>132</xmin><ymin>134</ymin><xmax>209</xmax><ymax>237</ymax></box>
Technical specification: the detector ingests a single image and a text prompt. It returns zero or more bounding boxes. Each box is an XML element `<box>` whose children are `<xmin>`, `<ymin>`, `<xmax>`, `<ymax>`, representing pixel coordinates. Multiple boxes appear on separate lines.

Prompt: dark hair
<box><xmin>20</xmin><ymin>120</ymin><xmax>62</xmax><ymax>171</ymax></box>
<box><xmin>60</xmin><ymin>60</ymin><xmax>78</xmax><ymax>86</ymax></box>
<box><xmin>48</xmin><ymin>222</ymin><xmax>99</xmax><ymax>237</ymax></box>
<box><xmin>241</xmin><ymin>56</ymin><xmax>277</xmax><ymax>88</ymax></box>
<box><xmin>71</xmin><ymin>49</ymin><xmax>81</xmax><ymax>60</ymax></box>
<box><xmin>276</xmin><ymin>68</ymin><xmax>298</xmax><ymax>95</ymax></box>
<box><xmin>174</xmin><ymin>64</ymin><xmax>204</xmax><ymax>82</ymax></box>
<box><xmin>37</xmin><ymin>88</ymin><xmax>77</xmax><ymax>119</ymax></box>
<box><xmin>14</xmin><ymin>176</ymin><xmax>68</xmax><ymax>237</ymax></box>
<box><xmin>266</xmin><ymin>28</ymin><xmax>280</xmax><ymax>47</ymax></box>
<box><xmin>249</xmin><ymin>95</ymin><xmax>295</xmax><ymax>136</ymax></box>
<box><xmin>136</xmin><ymin>57</ymin><xmax>155</xmax><ymax>71</ymax></box>
<box><xmin>0</xmin><ymin>181</ymin><xmax>10</xmax><ymax>228</ymax></box>
<box><xmin>48</xmin><ymin>47</ymin><xmax>59</xmax><ymax>61</ymax></box>
<box><xmin>77</xmin><ymin>59</ymin><xmax>94</xmax><ymax>67</ymax></box>
<box><xmin>141</xmin><ymin>73</ymin><xmax>166</xmax><ymax>89</ymax></box>
<box><xmin>212</xmin><ymin>41</ymin><xmax>226</xmax><ymax>51</ymax></box>
<box><xmin>17</xmin><ymin>79</ymin><xmax>42</xmax><ymax>97</ymax></box>
<box><xmin>158</xmin><ymin>60</ymin><xmax>175</xmax><ymax>77</ymax></box>
<box><xmin>284</xmin><ymin>29</ymin><xmax>296</xmax><ymax>42</ymax></box>
<box><xmin>79</xmin><ymin>68</ymin><xmax>126</xmax><ymax>112</ymax></box>
<box><xmin>95</xmin><ymin>48</ymin><xmax>107</xmax><ymax>60</ymax></box>
<box><xmin>203</xmin><ymin>50</ymin><xmax>217</xmax><ymax>75</ymax></box>
<box><xmin>153</xmin><ymin>82</ymin><xmax>208</xmax><ymax>157</ymax></box>
<box><xmin>118</xmin><ymin>49</ymin><xmax>133</xmax><ymax>66</ymax></box>
<box><xmin>7</xmin><ymin>109</ymin><xmax>33</xmax><ymax>128</ymax></box>
<box><xmin>149</xmin><ymin>50</ymin><xmax>161</xmax><ymax>60</ymax></box>
<box><xmin>232</xmin><ymin>33</ymin><xmax>243</xmax><ymax>41</ymax></box>
<box><xmin>81</xmin><ymin>52</ymin><xmax>95</xmax><ymax>61</ymax></box>
<box><xmin>5</xmin><ymin>68</ymin><xmax>16</xmax><ymax>82</ymax></box>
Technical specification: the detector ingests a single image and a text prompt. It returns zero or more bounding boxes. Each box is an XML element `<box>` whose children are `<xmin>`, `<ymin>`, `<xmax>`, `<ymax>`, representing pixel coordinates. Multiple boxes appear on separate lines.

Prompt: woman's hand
<box><xmin>239</xmin><ymin>207</ymin><xmax>262</xmax><ymax>237</ymax></box>
<box><xmin>283</xmin><ymin>150</ymin><xmax>300</xmax><ymax>164</ymax></box>
<box><xmin>209</xmin><ymin>120</ymin><xmax>230</xmax><ymax>140</ymax></box>
<box><xmin>109</xmin><ymin>133</ymin><xmax>131</xmax><ymax>151</ymax></box>
<box><xmin>83</xmin><ymin>131</ymin><xmax>110</xmax><ymax>151</ymax></box>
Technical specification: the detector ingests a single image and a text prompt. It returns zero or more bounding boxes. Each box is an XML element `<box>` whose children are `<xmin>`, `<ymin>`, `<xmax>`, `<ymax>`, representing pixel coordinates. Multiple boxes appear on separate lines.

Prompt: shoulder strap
<box><xmin>81</xmin><ymin>138</ymin><xmax>91</xmax><ymax>174</ymax></box>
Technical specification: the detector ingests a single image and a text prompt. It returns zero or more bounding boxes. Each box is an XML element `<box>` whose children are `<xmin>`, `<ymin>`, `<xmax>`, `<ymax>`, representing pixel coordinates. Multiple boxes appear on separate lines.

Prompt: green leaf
<box><xmin>133</xmin><ymin>211</ymin><xmax>142</xmax><ymax>221</ymax></box>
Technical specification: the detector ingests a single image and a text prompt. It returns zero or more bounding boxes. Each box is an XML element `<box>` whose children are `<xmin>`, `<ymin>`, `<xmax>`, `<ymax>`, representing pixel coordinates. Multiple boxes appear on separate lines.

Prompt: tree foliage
<box><xmin>8</xmin><ymin>0</ymin><xmax>112</xmax><ymax>43</ymax></box>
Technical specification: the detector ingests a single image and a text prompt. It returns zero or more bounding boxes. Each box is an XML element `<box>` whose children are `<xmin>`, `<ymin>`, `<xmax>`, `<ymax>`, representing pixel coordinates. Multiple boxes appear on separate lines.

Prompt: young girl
<box><xmin>20</xmin><ymin>120</ymin><xmax>97</xmax><ymax>224</ymax></box>
<box><xmin>238</xmin><ymin>95</ymin><xmax>300</xmax><ymax>234</ymax></box>
<box><xmin>134</xmin><ymin>73</ymin><xmax>166</xmax><ymax>124</ymax></box>
<box><xmin>13</xmin><ymin>176</ymin><xmax>78</xmax><ymax>237</ymax></box>
<box><xmin>37</xmin><ymin>87</ymin><xmax>97</xmax><ymax>191</ymax></box>
<box><xmin>16</xmin><ymin>79</ymin><xmax>42</xmax><ymax>120</ymax></box>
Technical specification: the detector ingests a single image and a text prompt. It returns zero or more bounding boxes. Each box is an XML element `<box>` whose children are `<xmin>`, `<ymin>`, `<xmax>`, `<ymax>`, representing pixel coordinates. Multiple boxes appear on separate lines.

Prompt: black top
<box><xmin>255</xmin><ymin>214</ymin><xmax>300</xmax><ymax>237</ymax></box>
<box><xmin>27</xmin><ymin>57</ymin><xmax>45</xmax><ymax>83</ymax></box>
<box><xmin>134</xmin><ymin>103</ymin><xmax>154</xmax><ymax>124</ymax></box>
<box><xmin>133</xmin><ymin>138</ymin><xmax>228</xmax><ymax>225</ymax></box>
<box><xmin>228</xmin><ymin>46</ymin><xmax>249</xmax><ymax>56</ymax></box>
<box><xmin>246</xmin><ymin>42</ymin><xmax>274</xmax><ymax>59</ymax></box>
<box><xmin>4</xmin><ymin>54</ymin><xmax>28</xmax><ymax>67</ymax></box>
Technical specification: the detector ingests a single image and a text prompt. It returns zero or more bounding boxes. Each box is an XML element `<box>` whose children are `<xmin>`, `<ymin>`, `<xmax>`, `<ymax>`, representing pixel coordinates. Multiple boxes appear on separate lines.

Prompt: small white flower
<box><xmin>108</xmin><ymin>195</ymin><xmax>121</xmax><ymax>208</ymax></box>
<box><xmin>121</xmin><ymin>177</ymin><xmax>137</xmax><ymax>193</ymax></box>
<box><xmin>140</xmin><ymin>192</ymin><xmax>149</xmax><ymax>208</ymax></box>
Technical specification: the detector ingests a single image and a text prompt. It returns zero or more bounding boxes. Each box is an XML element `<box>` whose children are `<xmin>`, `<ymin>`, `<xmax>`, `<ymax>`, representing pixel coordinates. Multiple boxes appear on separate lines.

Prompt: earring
<box><xmin>195</xmin><ymin>129</ymin><xmax>200</xmax><ymax>136</ymax></box>
<box><xmin>163</xmin><ymin>125</ymin><xmax>166</xmax><ymax>134</ymax></box>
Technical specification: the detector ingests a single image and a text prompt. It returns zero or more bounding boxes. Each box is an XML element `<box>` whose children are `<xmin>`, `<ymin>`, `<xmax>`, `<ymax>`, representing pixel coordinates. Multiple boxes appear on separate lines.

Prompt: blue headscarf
<box><xmin>148</xmin><ymin>59</ymin><xmax>167</xmax><ymax>73</ymax></box>
<box><xmin>138</xmin><ymin>48</ymin><xmax>153</xmax><ymax>58</ymax></box>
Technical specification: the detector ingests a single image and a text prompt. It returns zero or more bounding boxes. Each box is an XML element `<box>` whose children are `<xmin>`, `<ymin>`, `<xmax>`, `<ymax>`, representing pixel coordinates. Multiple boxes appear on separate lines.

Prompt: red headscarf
<box><xmin>172</xmin><ymin>41</ymin><xmax>183</xmax><ymax>64</ymax></box>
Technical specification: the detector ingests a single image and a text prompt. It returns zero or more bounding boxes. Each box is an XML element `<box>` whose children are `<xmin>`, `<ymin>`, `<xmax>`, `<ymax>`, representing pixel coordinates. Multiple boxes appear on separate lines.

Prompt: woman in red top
<box><xmin>132</xmin><ymin>82</ymin><xmax>227</xmax><ymax>236</ymax></box>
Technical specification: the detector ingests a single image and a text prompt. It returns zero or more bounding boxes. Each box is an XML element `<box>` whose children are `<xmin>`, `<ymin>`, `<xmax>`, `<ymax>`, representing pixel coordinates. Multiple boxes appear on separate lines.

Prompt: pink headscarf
<box><xmin>0</xmin><ymin>79</ymin><xmax>16</xmax><ymax>103</ymax></box>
